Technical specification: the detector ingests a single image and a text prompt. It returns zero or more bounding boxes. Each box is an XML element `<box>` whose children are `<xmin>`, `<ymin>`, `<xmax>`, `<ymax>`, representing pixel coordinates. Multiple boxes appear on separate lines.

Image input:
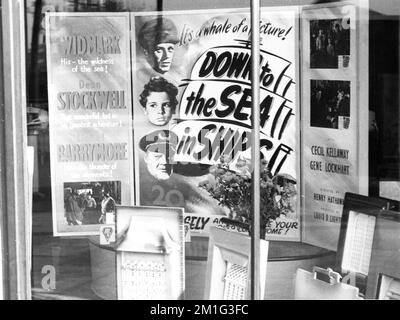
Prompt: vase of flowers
<box><xmin>199</xmin><ymin>155</ymin><xmax>297</xmax><ymax>240</ymax></box>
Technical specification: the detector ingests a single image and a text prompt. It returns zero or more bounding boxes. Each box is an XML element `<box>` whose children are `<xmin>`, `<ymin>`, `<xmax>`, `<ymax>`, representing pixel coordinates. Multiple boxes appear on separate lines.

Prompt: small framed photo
<box><xmin>310</xmin><ymin>80</ymin><xmax>351</xmax><ymax>130</ymax></box>
<box><xmin>60</xmin><ymin>180</ymin><xmax>121</xmax><ymax>235</ymax></box>
<box><xmin>310</xmin><ymin>18</ymin><xmax>350</xmax><ymax>69</ymax></box>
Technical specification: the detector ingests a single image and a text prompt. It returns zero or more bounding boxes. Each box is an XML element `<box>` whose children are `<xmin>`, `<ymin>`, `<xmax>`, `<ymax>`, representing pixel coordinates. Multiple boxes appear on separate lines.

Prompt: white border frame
<box><xmin>45</xmin><ymin>12</ymin><xmax>135</xmax><ymax>237</ymax></box>
<box><xmin>300</xmin><ymin>0</ymin><xmax>369</xmax><ymax>250</ymax></box>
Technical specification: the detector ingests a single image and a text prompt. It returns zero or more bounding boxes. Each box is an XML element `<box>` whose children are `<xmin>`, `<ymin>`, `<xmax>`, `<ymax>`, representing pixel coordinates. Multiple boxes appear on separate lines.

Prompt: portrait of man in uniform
<box><xmin>138</xmin><ymin>17</ymin><xmax>179</xmax><ymax>74</ymax></box>
<box><xmin>139</xmin><ymin>130</ymin><xmax>178</xmax><ymax>181</ymax></box>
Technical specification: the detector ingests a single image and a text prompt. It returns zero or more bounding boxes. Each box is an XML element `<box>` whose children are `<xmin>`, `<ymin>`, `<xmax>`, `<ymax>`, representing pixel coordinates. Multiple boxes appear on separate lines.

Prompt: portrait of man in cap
<box><xmin>138</xmin><ymin>17</ymin><xmax>179</xmax><ymax>74</ymax></box>
<box><xmin>139</xmin><ymin>77</ymin><xmax>178</xmax><ymax>126</ymax></box>
<box><xmin>137</xmin><ymin>132</ymin><xmax>229</xmax><ymax>216</ymax></box>
<box><xmin>139</xmin><ymin>130</ymin><xmax>178</xmax><ymax>181</ymax></box>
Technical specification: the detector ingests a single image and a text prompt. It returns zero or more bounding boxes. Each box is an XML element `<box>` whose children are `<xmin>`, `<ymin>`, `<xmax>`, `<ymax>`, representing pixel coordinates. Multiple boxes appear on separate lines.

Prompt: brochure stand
<box><xmin>115</xmin><ymin>206</ymin><xmax>185</xmax><ymax>300</ymax></box>
<box><xmin>204</xmin><ymin>227</ymin><xmax>269</xmax><ymax>300</ymax></box>
<box><xmin>294</xmin><ymin>267</ymin><xmax>361</xmax><ymax>300</ymax></box>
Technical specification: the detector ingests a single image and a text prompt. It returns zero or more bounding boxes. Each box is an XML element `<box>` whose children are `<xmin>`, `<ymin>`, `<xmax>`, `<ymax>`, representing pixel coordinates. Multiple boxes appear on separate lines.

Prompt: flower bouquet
<box><xmin>199</xmin><ymin>155</ymin><xmax>296</xmax><ymax>239</ymax></box>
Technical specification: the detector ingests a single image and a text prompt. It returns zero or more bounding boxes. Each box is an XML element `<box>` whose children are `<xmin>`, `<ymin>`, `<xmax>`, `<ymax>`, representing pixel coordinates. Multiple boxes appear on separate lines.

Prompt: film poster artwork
<box><xmin>132</xmin><ymin>8</ymin><xmax>300</xmax><ymax>241</ymax></box>
<box><xmin>311</xmin><ymin>80</ymin><xmax>350</xmax><ymax>130</ymax></box>
<box><xmin>64</xmin><ymin>181</ymin><xmax>120</xmax><ymax>226</ymax></box>
<box><xmin>301</xmin><ymin>5</ymin><xmax>359</xmax><ymax>250</ymax></box>
<box><xmin>310</xmin><ymin>18</ymin><xmax>351</xmax><ymax>69</ymax></box>
<box><xmin>46</xmin><ymin>13</ymin><xmax>134</xmax><ymax>236</ymax></box>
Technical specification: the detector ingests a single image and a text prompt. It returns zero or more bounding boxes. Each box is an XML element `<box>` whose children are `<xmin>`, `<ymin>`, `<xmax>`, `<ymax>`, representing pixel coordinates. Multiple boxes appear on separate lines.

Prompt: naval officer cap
<box><xmin>138</xmin><ymin>17</ymin><xmax>179</xmax><ymax>50</ymax></box>
<box><xmin>139</xmin><ymin>130</ymin><xmax>178</xmax><ymax>154</ymax></box>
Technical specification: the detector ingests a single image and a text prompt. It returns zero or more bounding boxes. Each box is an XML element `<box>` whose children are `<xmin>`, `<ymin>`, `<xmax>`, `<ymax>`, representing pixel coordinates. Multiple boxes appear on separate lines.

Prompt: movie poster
<box><xmin>131</xmin><ymin>8</ymin><xmax>300</xmax><ymax>241</ymax></box>
<box><xmin>301</xmin><ymin>5</ymin><xmax>365</xmax><ymax>250</ymax></box>
<box><xmin>46</xmin><ymin>13</ymin><xmax>134</xmax><ymax>236</ymax></box>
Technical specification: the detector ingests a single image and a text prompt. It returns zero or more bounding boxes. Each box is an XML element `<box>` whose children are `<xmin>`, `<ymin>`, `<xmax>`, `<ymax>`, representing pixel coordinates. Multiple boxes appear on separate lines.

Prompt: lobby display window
<box><xmin>0</xmin><ymin>0</ymin><xmax>398</xmax><ymax>301</ymax></box>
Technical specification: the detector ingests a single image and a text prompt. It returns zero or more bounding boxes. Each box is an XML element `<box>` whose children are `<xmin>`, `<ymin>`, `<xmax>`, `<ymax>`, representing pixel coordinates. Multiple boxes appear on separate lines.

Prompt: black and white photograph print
<box><xmin>310</xmin><ymin>80</ymin><xmax>351</xmax><ymax>130</ymax></box>
<box><xmin>310</xmin><ymin>18</ymin><xmax>351</xmax><ymax>69</ymax></box>
<box><xmin>63</xmin><ymin>181</ymin><xmax>121</xmax><ymax>226</ymax></box>
<box><xmin>138</xmin><ymin>17</ymin><xmax>179</xmax><ymax>75</ymax></box>
<box><xmin>139</xmin><ymin>77</ymin><xmax>179</xmax><ymax>127</ymax></box>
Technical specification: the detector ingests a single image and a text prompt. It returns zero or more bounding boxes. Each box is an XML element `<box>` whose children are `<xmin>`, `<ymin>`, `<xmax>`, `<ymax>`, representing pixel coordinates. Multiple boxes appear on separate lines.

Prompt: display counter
<box><xmin>89</xmin><ymin>235</ymin><xmax>336</xmax><ymax>300</ymax></box>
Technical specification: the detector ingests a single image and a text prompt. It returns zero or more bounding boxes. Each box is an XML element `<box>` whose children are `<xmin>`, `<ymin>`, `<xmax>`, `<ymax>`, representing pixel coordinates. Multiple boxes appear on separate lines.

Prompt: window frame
<box><xmin>0</xmin><ymin>0</ymin><xmax>31</xmax><ymax>300</ymax></box>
